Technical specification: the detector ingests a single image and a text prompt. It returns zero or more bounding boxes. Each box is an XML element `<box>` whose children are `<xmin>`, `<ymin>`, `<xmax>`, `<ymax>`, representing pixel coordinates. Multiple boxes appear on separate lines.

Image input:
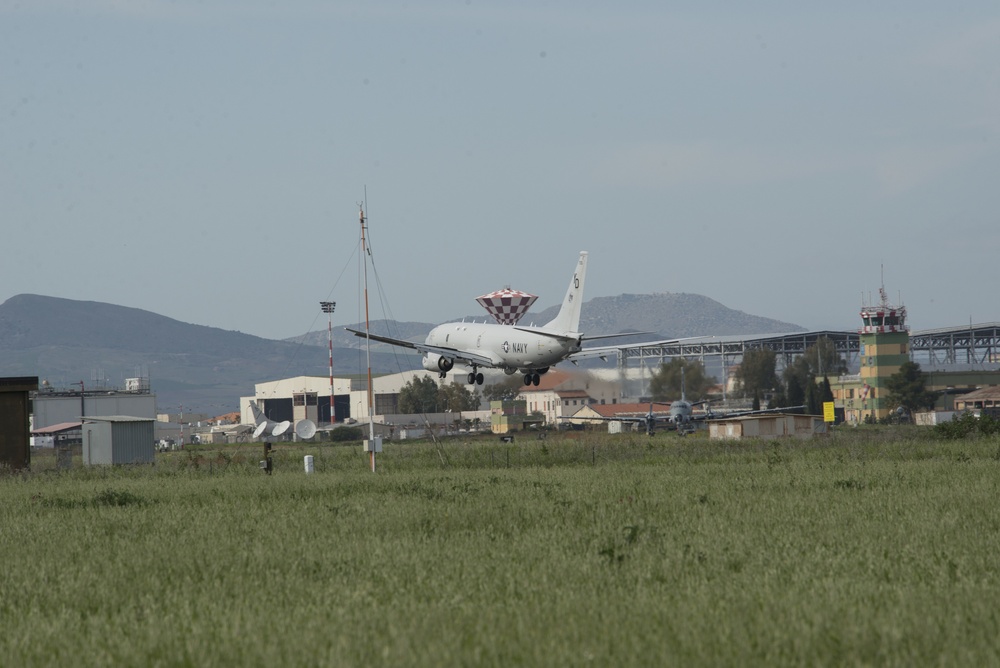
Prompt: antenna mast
<box><xmin>359</xmin><ymin>203</ymin><xmax>381</xmax><ymax>472</ymax></box>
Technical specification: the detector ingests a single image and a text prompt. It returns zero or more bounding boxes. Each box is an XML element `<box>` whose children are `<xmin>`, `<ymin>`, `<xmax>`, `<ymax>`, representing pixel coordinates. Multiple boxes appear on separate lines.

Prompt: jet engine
<box><xmin>422</xmin><ymin>353</ymin><xmax>454</xmax><ymax>373</ymax></box>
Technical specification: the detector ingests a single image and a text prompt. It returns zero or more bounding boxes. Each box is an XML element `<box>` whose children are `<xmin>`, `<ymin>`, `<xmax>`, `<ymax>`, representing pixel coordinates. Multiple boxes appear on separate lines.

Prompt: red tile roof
<box><xmin>517</xmin><ymin>369</ymin><xmax>573</xmax><ymax>392</ymax></box>
<box><xmin>32</xmin><ymin>422</ymin><xmax>83</xmax><ymax>435</ymax></box>
<box><xmin>556</xmin><ymin>390</ymin><xmax>591</xmax><ymax>399</ymax></box>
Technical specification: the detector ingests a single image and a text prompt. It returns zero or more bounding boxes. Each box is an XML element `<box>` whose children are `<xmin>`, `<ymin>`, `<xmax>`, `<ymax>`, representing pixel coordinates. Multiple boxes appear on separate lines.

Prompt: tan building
<box><xmin>954</xmin><ymin>386</ymin><xmax>1000</xmax><ymax>414</ymax></box>
<box><xmin>490</xmin><ymin>400</ymin><xmax>543</xmax><ymax>434</ymax></box>
<box><xmin>708</xmin><ymin>413</ymin><xmax>827</xmax><ymax>440</ymax></box>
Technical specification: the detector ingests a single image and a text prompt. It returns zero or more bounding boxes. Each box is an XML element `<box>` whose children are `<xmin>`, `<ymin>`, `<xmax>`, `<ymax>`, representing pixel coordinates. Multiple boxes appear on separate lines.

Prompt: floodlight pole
<box><xmin>320</xmin><ymin>301</ymin><xmax>336</xmax><ymax>426</ymax></box>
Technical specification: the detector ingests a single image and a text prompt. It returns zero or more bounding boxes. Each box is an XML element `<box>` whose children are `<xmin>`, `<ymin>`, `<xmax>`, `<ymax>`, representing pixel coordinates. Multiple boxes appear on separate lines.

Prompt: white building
<box><xmin>240</xmin><ymin>370</ymin><xmax>487</xmax><ymax>432</ymax></box>
<box><xmin>516</xmin><ymin>369</ymin><xmax>628</xmax><ymax>425</ymax></box>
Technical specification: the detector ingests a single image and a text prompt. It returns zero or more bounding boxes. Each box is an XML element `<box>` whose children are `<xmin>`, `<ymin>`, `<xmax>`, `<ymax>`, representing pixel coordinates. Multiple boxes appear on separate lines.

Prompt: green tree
<box><xmin>735</xmin><ymin>348</ymin><xmax>778</xmax><ymax>399</ymax></box>
<box><xmin>782</xmin><ymin>363</ymin><xmax>806</xmax><ymax>407</ymax></box>
<box><xmin>781</xmin><ymin>339</ymin><xmax>844</xmax><ymax>411</ymax></box>
<box><xmin>819</xmin><ymin>376</ymin><xmax>834</xmax><ymax>404</ymax></box>
<box><xmin>481</xmin><ymin>377</ymin><xmax>523</xmax><ymax>403</ymax></box>
<box><xmin>397</xmin><ymin>376</ymin><xmax>440</xmax><ymax>414</ymax></box>
<box><xmin>769</xmin><ymin>385</ymin><xmax>788</xmax><ymax>409</ymax></box>
<box><xmin>805</xmin><ymin>378</ymin><xmax>822</xmax><ymax>415</ymax></box>
<box><xmin>648</xmin><ymin>359</ymin><xmax>716</xmax><ymax>402</ymax></box>
<box><xmin>885</xmin><ymin>361</ymin><xmax>939</xmax><ymax>413</ymax></box>
<box><xmin>439</xmin><ymin>382</ymin><xmax>481</xmax><ymax>412</ymax></box>
<box><xmin>802</xmin><ymin>336</ymin><xmax>849</xmax><ymax>377</ymax></box>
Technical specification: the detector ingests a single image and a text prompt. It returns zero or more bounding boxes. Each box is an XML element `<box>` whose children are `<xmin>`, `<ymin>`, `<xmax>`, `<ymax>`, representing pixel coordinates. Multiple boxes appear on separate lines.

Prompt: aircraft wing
<box><xmin>345</xmin><ymin>327</ymin><xmax>420</xmax><ymax>350</ymax></box>
<box><xmin>510</xmin><ymin>328</ymin><xmax>656</xmax><ymax>344</ymax></box>
<box><xmin>571</xmin><ymin>415</ymin><xmax>645</xmax><ymax>424</ymax></box>
<box><xmin>581</xmin><ymin>331</ymin><xmax>656</xmax><ymax>343</ymax></box>
<box><xmin>345</xmin><ymin>327</ymin><xmax>497</xmax><ymax>368</ymax></box>
<box><xmin>694</xmin><ymin>405</ymin><xmax>806</xmax><ymax>421</ymax></box>
<box><xmin>566</xmin><ymin>337</ymin><xmax>683</xmax><ymax>364</ymax></box>
<box><xmin>566</xmin><ymin>348</ymin><xmax>617</xmax><ymax>364</ymax></box>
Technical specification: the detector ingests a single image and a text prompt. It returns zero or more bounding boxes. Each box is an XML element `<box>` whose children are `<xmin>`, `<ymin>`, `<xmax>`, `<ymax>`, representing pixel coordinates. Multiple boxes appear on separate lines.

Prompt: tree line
<box><xmin>647</xmin><ymin>337</ymin><xmax>938</xmax><ymax>416</ymax></box>
<box><xmin>396</xmin><ymin>376</ymin><xmax>481</xmax><ymax>414</ymax></box>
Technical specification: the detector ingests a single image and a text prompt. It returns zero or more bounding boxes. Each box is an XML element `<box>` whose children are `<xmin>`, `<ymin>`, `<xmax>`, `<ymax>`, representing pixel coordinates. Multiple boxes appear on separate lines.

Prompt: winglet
<box><xmin>544</xmin><ymin>251</ymin><xmax>587</xmax><ymax>333</ymax></box>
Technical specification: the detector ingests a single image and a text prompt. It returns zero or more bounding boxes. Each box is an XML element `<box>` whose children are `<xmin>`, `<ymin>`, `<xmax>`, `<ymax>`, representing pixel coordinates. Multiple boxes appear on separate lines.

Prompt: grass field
<box><xmin>3</xmin><ymin>428</ymin><xmax>1000</xmax><ymax>667</ymax></box>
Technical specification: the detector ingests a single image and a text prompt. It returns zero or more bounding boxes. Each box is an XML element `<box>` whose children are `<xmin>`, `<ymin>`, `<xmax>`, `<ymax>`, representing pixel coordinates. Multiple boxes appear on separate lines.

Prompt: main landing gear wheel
<box><xmin>467</xmin><ymin>372</ymin><xmax>484</xmax><ymax>385</ymax></box>
<box><xmin>523</xmin><ymin>373</ymin><xmax>540</xmax><ymax>386</ymax></box>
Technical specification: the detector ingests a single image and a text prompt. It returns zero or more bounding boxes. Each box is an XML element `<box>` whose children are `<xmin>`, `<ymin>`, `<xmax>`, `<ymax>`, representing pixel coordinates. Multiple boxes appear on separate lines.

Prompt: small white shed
<box><xmin>82</xmin><ymin>416</ymin><xmax>156</xmax><ymax>465</ymax></box>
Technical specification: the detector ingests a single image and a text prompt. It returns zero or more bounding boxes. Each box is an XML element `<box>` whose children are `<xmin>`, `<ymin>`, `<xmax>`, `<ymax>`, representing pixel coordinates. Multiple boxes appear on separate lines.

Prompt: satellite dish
<box><xmin>272</xmin><ymin>421</ymin><xmax>292</xmax><ymax>437</ymax></box>
<box><xmin>295</xmin><ymin>419</ymin><xmax>317</xmax><ymax>440</ymax></box>
<box><xmin>252</xmin><ymin>422</ymin><xmax>270</xmax><ymax>438</ymax></box>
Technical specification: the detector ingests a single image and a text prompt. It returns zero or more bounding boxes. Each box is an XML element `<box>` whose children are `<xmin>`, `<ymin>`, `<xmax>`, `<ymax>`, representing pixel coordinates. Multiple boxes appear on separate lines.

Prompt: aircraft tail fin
<box><xmin>249</xmin><ymin>401</ymin><xmax>266</xmax><ymax>425</ymax></box>
<box><xmin>544</xmin><ymin>251</ymin><xmax>588</xmax><ymax>333</ymax></box>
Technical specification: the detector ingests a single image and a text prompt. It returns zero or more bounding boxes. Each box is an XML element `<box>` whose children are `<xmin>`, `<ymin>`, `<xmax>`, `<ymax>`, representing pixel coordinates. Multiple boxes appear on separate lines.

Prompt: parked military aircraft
<box><xmin>573</xmin><ymin>366</ymin><xmax>712</xmax><ymax>435</ymax></box>
<box><xmin>346</xmin><ymin>251</ymin><xmax>644</xmax><ymax>386</ymax></box>
<box><xmin>646</xmin><ymin>366</ymin><xmax>803</xmax><ymax>434</ymax></box>
<box><xmin>572</xmin><ymin>370</ymin><xmax>805</xmax><ymax>436</ymax></box>
<box><xmin>571</xmin><ymin>403</ymin><xmax>676</xmax><ymax>436</ymax></box>
<box><xmin>248</xmin><ymin>401</ymin><xmax>323</xmax><ymax>440</ymax></box>
<box><xmin>573</xmin><ymin>399</ymin><xmax>804</xmax><ymax>436</ymax></box>
<box><xmin>248</xmin><ymin>402</ymin><xmax>292</xmax><ymax>438</ymax></box>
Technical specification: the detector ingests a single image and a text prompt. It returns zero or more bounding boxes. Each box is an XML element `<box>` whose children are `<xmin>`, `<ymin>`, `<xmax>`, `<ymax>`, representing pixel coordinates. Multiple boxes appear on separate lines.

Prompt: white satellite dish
<box><xmin>295</xmin><ymin>419</ymin><xmax>317</xmax><ymax>440</ymax></box>
<box><xmin>272</xmin><ymin>421</ymin><xmax>292</xmax><ymax>437</ymax></box>
<box><xmin>252</xmin><ymin>422</ymin><xmax>270</xmax><ymax>439</ymax></box>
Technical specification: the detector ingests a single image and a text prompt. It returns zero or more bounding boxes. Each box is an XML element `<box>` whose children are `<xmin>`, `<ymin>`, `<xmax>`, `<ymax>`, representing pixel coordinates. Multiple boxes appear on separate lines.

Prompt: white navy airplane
<box><xmin>346</xmin><ymin>251</ymin><xmax>641</xmax><ymax>386</ymax></box>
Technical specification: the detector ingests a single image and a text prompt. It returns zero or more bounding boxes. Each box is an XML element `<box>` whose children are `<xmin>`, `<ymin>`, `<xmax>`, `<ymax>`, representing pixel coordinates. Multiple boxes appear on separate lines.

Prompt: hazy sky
<box><xmin>4</xmin><ymin>1</ymin><xmax>999</xmax><ymax>341</ymax></box>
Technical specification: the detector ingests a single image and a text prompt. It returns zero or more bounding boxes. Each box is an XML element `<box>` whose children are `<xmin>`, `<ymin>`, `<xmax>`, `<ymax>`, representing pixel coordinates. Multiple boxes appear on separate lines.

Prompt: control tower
<box><xmin>858</xmin><ymin>285</ymin><xmax>910</xmax><ymax>422</ymax></box>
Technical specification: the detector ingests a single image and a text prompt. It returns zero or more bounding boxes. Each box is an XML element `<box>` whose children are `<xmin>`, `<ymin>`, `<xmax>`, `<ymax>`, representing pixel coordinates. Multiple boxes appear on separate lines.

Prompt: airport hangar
<box><xmin>239</xmin><ymin>369</ymin><xmax>493</xmax><ymax>435</ymax></box>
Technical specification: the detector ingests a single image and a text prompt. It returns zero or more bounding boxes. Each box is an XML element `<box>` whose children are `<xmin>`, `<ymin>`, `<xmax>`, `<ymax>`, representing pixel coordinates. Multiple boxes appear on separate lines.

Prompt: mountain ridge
<box><xmin>1</xmin><ymin>292</ymin><xmax>804</xmax><ymax>414</ymax></box>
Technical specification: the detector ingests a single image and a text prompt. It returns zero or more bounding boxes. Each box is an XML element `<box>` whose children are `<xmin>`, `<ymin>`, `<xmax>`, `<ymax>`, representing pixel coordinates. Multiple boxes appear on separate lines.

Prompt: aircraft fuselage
<box><xmin>426</xmin><ymin>322</ymin><xmax>579</xmax><ymax>372</ymax></box>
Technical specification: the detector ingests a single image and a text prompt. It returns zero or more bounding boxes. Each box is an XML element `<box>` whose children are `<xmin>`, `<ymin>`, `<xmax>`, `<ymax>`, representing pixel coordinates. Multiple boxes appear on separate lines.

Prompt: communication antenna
<box><xmin>252</xmin><ymin>422</ymin><xmax>270</xmax><ymax>439</ymax></box>
<box><xmin>295</xmin><ymin>419</ymin><xmax>317</xmax><ymax>441</ymax></box>
<box><xmin>271</xmin><ymin>421</ymin><xmax>292</xmax><ymax>437</ymax></box>
<box><xmin>359</xmin><ymin>199</ymin><xmax>382</xmax><ymax>472</ymax></box>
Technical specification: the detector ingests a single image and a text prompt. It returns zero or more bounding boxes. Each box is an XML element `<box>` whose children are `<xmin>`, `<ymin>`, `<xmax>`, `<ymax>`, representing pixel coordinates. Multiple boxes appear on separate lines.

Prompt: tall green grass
<box><xmin>3</xmin><ymin>429</ymin><xmax>1000</xmax><ymax>666</ymax></box>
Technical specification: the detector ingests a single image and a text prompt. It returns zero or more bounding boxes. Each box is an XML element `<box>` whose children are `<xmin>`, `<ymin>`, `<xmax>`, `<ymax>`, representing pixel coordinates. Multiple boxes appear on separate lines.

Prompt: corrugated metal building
<box><xmin>82</xmin><ymin>416</ymin><xmax>155</xmax><ymax>465</ymax></box>
<box><xmin>32</xmin><ymin>391</ymin><xmax>156</xmax><ymax>429</ymax></box>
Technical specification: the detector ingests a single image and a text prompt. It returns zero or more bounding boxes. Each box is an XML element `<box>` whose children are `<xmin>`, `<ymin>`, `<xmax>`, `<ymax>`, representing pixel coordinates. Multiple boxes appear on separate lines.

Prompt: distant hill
<box><xmin>532</xmin><ymin>292</ymin><xmax>803</xmax><ymax>339</ymax></box>
<box><xmin>0</xmin><ymin>292</ymin><xmax>802</xmax><ymax>415</ymax></box>
<box><xmin>0</xmin><ymin>294</ymin><xmax>419</xmax><ymax>415</ymax></box>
